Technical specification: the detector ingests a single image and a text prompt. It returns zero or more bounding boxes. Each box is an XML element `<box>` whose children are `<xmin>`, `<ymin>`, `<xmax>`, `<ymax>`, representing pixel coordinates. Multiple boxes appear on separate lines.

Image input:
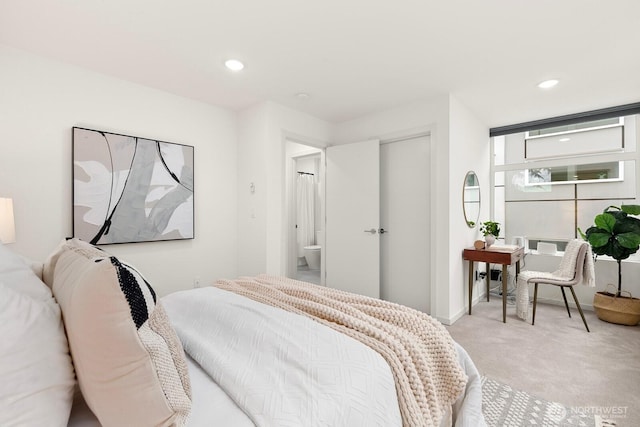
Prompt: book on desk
<box><xmin>485</xmin><ymin>244</ymin><xmax>520</xmax><ymax>252</ymax></box>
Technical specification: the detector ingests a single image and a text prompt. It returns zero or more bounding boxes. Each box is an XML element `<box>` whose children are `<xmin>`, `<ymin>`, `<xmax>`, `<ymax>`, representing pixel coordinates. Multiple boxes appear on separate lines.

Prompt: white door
<box><xmin>325</xmin><ymin>140</ymin><xmax>380</xmax><ymax>298</ymax></box>
<box><xmin>380</xmin><ymin>136</ymin><xmax>430</xmax><ymax>312</ymax></box>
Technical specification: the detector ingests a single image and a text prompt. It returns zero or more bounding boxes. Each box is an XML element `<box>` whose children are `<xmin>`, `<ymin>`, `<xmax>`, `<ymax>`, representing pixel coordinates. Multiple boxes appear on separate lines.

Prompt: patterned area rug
<box><xmin>481</xmin><ymin>376</ymin><xmax>612</xmax><ymax>427</ymax></box>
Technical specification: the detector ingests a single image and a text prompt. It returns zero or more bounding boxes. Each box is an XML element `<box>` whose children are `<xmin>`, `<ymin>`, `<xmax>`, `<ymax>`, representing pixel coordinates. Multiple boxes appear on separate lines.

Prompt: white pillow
<box><xmin>19</xmin><ymin>254</ymin><xmax>45</xmax><ymax>280</ymax></box>
<box><xmin>0</xmin><ymin>241</ymin><xmax>51</xmax><ymax>301</ymax></box>
<box><xmin>0</xmin><ymin>282</ymin><xmax>76</xmax><ymax>426</ymax></box>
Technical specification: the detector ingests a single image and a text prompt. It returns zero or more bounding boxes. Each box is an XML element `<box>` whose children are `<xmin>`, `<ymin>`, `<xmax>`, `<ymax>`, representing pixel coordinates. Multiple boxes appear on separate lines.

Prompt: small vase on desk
<box><xmin>485</xmin><ymin>235</ymin><xmax>495</xmax><ymax>247</ymax></box>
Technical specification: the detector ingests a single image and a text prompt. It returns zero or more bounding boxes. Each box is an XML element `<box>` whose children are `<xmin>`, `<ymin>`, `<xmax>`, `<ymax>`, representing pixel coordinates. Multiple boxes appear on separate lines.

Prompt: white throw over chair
<box><xmin>519</xmin><ymin>239</ymin><xmax>593</xmax><ymax>332</ymax></box>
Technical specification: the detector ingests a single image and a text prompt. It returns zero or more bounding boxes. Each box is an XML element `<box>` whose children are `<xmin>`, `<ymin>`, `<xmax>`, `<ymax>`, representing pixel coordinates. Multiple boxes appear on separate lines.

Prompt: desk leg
<box><xmin>468</xmin><ymin>260</ymin><xmax>474</xmax><ymax>315</ymax></box>
<box><xmin>502</xmin><ymin>264</ymin><xmax>508</xmax><ymax>323</ymax></box>
<box><xmin>486</xmin><ymin>262</ymin><xmax>490</xmax><ymax>301</ymax></box>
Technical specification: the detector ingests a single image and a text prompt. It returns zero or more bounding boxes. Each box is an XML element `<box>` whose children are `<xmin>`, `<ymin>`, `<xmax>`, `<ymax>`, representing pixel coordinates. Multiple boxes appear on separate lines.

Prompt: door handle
<box><xmin>379</xmin><ymin>228</ymin><xmax>387</xmax><ymax>234</ymax></box>
<box><xmin>363</xmin><ymin>228</ymin><xmax>378</xmax><ymax>234</ymax></box>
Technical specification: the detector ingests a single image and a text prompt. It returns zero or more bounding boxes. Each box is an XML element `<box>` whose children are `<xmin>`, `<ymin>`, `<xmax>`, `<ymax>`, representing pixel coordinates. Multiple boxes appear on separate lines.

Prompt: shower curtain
<box><xmin>296</xmin><ymin>174</ymin><xmax>315</xmax><ymax>259</ymax></box>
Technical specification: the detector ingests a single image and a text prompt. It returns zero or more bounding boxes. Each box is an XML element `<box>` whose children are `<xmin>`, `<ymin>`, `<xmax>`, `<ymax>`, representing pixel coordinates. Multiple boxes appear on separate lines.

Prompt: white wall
<box><xmin>0</xmin><ymin>45</ymin><xmax>493</xmax><ymax>322</ymax></box>
<box><xmin>0</xmin><ymin>44</ymin><xmax>238</xmax><ymax>296</ymax></box>
<box><xmin>333</xmin><ymin>95</ymin><xmax>489</xmax><ymax>324</ymax></box>
<box><xmin>236</xmin><ymin>104</ymin><xmax>270</xmax><ymax>276</ymax></box>
<box><xmin>448</xmin><ymin>96</ymin><xmax>491</xmax><ymax>322</ymax></box>
<box><xmin>236</xmin><ymin>101</ymin><xmax>333</xmax><ymax>276</ymax></box>
<box><xmin>334</xmin><ymin>97</ymin><xmax>447</xmax><ymax>145</ymax></box>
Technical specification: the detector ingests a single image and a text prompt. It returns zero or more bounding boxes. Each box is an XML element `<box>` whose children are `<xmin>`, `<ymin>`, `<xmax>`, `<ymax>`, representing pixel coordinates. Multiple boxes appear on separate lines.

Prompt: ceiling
<box><xmin>2</xmin><ymin>0</ymin><xmax>639</xmax><ymax>128</ymax></box>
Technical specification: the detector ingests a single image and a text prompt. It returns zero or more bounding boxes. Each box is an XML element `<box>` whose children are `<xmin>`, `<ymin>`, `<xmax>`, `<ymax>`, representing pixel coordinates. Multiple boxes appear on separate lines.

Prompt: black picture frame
<box><xmin>72</xmin><ymin>127</ymin><xmax>194</xmax><ymax>244</ymax></box>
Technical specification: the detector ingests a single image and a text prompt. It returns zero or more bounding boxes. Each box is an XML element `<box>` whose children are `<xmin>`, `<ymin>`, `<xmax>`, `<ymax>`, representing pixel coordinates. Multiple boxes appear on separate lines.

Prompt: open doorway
<box><xmin>286</xmin><ymin>140</ymin><xmax>325</xmax><ymax>285</ymax></box>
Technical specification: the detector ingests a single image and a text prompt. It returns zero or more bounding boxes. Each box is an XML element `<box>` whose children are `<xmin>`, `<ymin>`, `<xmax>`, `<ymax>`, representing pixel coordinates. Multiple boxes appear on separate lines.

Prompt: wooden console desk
<box><xmin>463</xmin><ymin>245</ymin><xmax>524</xmax><ymax>323</ymax></box>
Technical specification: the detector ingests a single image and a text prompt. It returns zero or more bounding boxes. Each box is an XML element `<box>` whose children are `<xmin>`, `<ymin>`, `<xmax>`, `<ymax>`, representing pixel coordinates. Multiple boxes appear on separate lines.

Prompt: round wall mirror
<box><xmin>463</xmin><ymin>171</ymin><xmax>480</xmax><ymax>228</ymax></box>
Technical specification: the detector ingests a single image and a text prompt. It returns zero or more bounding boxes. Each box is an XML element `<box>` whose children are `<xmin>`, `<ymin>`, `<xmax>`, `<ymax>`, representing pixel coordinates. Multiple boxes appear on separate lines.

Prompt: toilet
<box><xmin>303</xmin><ymin>245</ymin><xmax>321</xmax><ymax>270</ymax></box>
<box><xmin>303</xmin><ymin>231</ymin><xmax>322</xmax><ymax>270</ymax></box>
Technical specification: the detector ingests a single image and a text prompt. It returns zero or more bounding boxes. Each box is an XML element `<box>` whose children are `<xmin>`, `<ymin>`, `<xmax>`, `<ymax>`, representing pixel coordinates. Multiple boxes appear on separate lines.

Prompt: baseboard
<box><xmin>438</xmin><ymin>308</ymin><xmax>466</xmax><ymax>326</ymax></box>
<box><xmin>438</xmin><ymin>290</ymin><xmax>488</xmax><ymax>325</ymax></box>
<box><xmin>535</xmin><ymin>296</ymin><xmax>594</xmax><ymax>311</ymax></box>
<box><xmin>440</xmin><ymin>293</ymin><xmax>594</xmax><ymax>326</ymax></box>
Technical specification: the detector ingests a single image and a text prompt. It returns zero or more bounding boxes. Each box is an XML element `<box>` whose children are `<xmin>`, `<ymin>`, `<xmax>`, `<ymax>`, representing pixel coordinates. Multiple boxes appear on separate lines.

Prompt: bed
<box><xmin>0</xmin><ymin>239</ymin><xmax>486</xmax><ymax>427</ymax></box>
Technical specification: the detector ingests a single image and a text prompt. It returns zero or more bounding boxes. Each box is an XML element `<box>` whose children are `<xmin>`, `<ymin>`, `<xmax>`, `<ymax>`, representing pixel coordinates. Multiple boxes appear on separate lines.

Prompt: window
<box><xmin>525</xmin><ymin>117</ymin><xmax>622</xmax><ymax>138</ymax></box>
<box><xmin>525</xmin><ymin>162</ymin><xmax>623</xmax><ymax>186</ymax></box>
<box><xmin>491</xmin><ymin>114</ymin><xmax>638</xmax><ymax>254</ymax></box>
<box><xmin>524</xmin><ymin>118</ymin><xmax>624</xmax><ymax>160</ymax></box>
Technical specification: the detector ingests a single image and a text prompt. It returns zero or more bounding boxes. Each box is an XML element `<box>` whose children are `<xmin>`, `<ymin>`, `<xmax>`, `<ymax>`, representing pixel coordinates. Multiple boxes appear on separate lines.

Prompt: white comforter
<box><xmin>163</xmin><ymin>286</ymin><xmax>402</xmax><ymax>427</ymax></box>
<box><xmin>69</xmin><ymin>286</ymin><xmax>485</xmax><ymax>427</ymax></box>
<box><xmin>163</xmin><ymin>286</ymin><xmax>486</xmax><ymax>427</ymax></box>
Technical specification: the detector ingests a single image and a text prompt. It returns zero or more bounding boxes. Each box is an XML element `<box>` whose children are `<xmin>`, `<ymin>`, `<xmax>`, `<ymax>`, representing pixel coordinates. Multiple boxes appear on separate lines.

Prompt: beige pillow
<box><xmin>48</xmin><ymin>239</ymin><xmax>191</xmax><ymax>427</ymax></box>
<box><xmin>42</xmin><ymin>238</ymin><xmax>67</xmax><ymax>288</ymax></box>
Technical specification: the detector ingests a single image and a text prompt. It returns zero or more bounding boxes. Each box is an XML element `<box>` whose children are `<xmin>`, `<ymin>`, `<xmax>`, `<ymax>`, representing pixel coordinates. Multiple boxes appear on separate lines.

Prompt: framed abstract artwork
<box><xmin>72</xmin><ymin>127</ymin><xmax>194</xmax><ymax>244</ymax></box>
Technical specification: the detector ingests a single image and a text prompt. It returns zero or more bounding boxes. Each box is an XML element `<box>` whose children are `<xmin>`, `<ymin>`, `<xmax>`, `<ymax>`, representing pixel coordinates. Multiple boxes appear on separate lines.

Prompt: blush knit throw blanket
<box><xmin>214</xmin><ymin>275</ymin><xmax>468</xmax><ymax>427</ymax></box>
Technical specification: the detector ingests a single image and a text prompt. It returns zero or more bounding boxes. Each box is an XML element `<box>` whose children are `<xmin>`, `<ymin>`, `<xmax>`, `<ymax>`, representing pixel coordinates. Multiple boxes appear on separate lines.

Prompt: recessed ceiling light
<box><xmin>538</xmin><ymin>79</ymin><xmax>559</xmax><ymax>89</ymax></box>
<box><xmin>559</xmin><ymin>137</ymin><xmax>571</xmax><ymax>142</ymax></box>
<box><xmin>224</xmin><ymin>59</ymin><xmax>244</xmax><ymax>72</ymax></box>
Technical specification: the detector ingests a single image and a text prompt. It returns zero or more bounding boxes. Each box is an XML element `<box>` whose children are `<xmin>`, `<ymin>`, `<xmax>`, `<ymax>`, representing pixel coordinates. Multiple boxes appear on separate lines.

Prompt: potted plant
<box><xmin>480</xmin><ymin>221</ymin><xmax>500</xmax><ymax>247</ymax></box>
<box><xmin>579</xmin><ymin>204</ymin><xmax>640</xmax><ymax>325</ymax></box>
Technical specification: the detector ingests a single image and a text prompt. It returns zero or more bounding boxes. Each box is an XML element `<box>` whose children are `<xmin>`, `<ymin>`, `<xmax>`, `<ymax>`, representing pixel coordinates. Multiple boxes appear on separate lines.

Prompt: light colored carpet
<box><xmin>446</xmin><ymin>298</ymin><xmax>639</xmax><ymax>427</ymax></box>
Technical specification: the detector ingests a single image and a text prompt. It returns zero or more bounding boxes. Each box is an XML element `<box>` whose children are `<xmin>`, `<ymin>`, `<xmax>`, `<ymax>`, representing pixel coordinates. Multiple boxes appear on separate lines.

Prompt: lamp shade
<box><xmin>0</xmin><ymin>198</ymin><xmax>16</xmax><ymax>244</ymax></box>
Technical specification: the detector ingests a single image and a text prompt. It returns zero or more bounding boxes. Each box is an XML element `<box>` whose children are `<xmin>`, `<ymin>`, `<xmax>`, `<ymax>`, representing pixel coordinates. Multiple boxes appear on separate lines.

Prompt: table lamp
<box><xmin>0</xmin><ymin>197</ymin><xmax>16</xmax><ymax>244</ymax></box>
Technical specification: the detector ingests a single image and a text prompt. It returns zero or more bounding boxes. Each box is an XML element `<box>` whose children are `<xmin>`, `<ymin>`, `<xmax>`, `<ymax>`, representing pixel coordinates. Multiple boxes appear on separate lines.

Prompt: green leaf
<box><xmin>610</xmin><ymin>241</ymin><xmax>633</xmax><ymax>260</ymax></box>
<box><xmin>614</xmin><ymin>217</ymin><xmax>640</xmax><ymax>235</ymax></box>
<box><xmin>616</xmin><ymin>232</ymin><xmax>640</xmax><ymax>250</ymax></box>
<box><xmin>621</xmin><ymin>204</ymin><xmax>640</xmax><ymax>216</ymax></box>
<box><xmin>594</xmin><ymin>213</ymin><xmax>616</xmax><ymax>233</ymax></box>
<box><xmin>587</xmin><ymin>231</ymin><xmax>611</xmax><ymax>247</ymax></box>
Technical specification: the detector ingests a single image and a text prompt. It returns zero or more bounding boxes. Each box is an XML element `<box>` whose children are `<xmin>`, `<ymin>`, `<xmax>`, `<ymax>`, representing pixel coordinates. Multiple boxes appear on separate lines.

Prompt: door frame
<box><xmin>281</xmin><ymin>126</ymin><xmax>437</xmax><ymax>316</ymax></box>
<box><xmin>285</xmin><ymin>140</ymin><xmax>326</xmax><ymax>285</ymax></box>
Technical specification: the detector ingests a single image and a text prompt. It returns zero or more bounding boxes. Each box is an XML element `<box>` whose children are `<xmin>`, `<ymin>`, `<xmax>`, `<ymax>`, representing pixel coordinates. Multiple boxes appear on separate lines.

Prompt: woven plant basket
<box><xmin>593</xmin><ymin>285</ymin><xmax>640</xmax><ymax>326</ymax></box>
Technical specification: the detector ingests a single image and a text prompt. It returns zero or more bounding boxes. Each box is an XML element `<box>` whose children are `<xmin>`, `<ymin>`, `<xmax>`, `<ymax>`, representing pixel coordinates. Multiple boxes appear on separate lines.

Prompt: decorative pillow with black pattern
<box><xmin>46</xmin><ymin>238</ymin><xmax>191</xmax><ymax>427</ymax></box>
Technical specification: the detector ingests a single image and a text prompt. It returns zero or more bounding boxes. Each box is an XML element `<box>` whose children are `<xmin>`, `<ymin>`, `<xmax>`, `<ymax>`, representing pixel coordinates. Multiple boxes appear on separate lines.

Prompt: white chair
<box><xmin>526</xmin><ymin>240</ymin><xmax>591</xmax><ymax>332</ymax></box>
